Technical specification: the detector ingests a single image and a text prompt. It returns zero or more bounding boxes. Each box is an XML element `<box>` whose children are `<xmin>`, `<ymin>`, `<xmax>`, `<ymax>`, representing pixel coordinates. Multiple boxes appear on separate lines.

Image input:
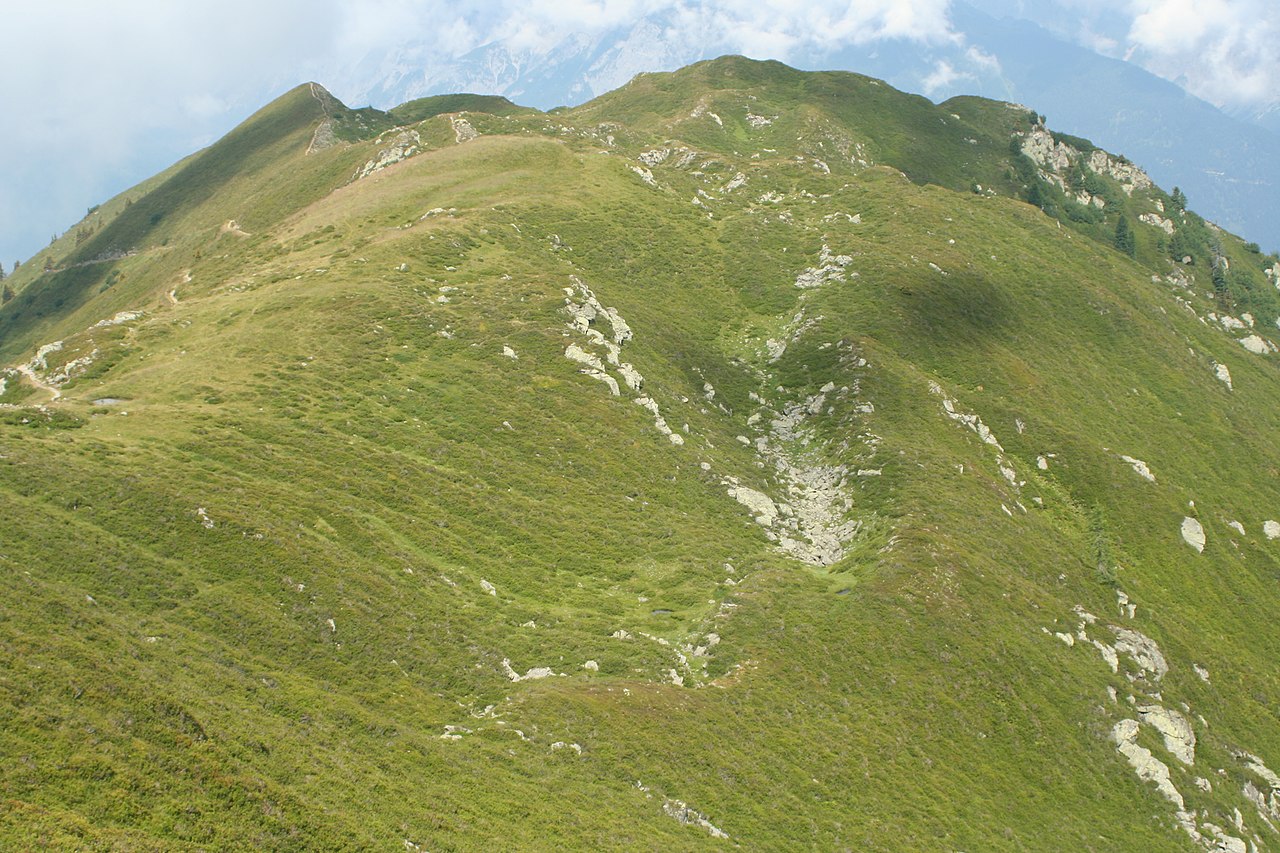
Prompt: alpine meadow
<box><xmin>2</xmin><ymin>56</ymin><xmax>1279</xmax><ymax>851</ymax></box>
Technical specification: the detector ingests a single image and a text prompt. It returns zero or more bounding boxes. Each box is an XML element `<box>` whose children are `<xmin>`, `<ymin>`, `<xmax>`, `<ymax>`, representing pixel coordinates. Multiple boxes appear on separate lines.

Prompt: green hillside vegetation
<box><xmin>389</xmin><ymin>93</ymin><xmax>533</xmax><ymax>124</ymax></box>
<box><xmin>2</xmin><ymin>57</ymin><xmax>1278</xmax><ymax>850</ymax></box>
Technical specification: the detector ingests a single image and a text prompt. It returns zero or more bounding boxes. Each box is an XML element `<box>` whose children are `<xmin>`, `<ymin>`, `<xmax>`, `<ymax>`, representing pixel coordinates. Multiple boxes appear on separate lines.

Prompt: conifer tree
<box><xmin>1027</xmin><ymin>182</ymin><xmax>1046</xmax><ymax>210</ymax></box>
<box><xmin>1168</xmin><ymin>229</ymin><xmax>1192</xmax><ymax>263</ymax></box>
<box><xmin>1114</xmin><ymin>216</ymin><xmax>1135</xmax><ymax>257</ymax></box>
<box><xmin>1211</xmin><ymin>262</ymin><xmax>1231</xmax><ymax>309</ymax></box>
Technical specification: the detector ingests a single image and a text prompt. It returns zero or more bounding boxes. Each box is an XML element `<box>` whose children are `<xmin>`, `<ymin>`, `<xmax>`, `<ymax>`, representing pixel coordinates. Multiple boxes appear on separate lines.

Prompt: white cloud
<box><xmin>1124</xmin><ymin>0</ymin><xmax>1280</xmax><ymax>107</ymax></box>
<box><xmin>1078</xmin><ymin>25</ymin><xmax>1120</xmax><ymax>55</ymax></box>
<box><xmin>423</xmin><ymin>0</ymin><xmax>958</xmax><ymax>61</ymax></box>
<box><xmin>702</xmin><ymin>0</ymin><xmax>956</xmax><ymax>53</ymax></box>
<box><xmin>964</xmin><ymin>45</ymin><xmax>1001</xmax><ymax>72</ymax></box>
<box><xmin>1128</xmin><ymin>0</ymin><xmax>1217</xmax><ymax>53</ymax></box>
<box><xmin>921</xmin><ymin>59</ymin><xmax>965</xmax><ymax>95</ymax></box>
<box><xmin>963</xmin><ymin>0</ymin><xmax>1279</xmax><ymax>109</ymax></box>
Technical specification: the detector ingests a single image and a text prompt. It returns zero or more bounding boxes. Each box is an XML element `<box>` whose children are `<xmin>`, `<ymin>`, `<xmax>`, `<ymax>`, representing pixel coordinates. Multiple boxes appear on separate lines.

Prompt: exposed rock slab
<box><xmin>1138</xmin><ymin>704</ymin><xmax>1196</xmax><ymax>765</ymax></box>
<box><xmin>1181</xmin><ymin>517</ymin><xmax>1206</xmax><ymax>552</ymax></box>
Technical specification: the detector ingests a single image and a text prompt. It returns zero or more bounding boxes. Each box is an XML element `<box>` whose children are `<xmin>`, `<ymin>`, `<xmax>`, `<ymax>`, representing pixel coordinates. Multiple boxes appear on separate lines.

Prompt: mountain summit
<box><xmin>2</xmin><ymin>57</ymin><xmax>1279</xmax><ymax>850</ymax></box>
<box><xmin>342</xmin><ymin>3</ymin><xmax>1280</xmax><ymax>254</ymax></box>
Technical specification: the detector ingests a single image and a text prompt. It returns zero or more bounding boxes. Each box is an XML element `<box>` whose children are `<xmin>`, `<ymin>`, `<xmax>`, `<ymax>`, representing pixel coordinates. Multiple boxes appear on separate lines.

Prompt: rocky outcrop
<box><xmin>794</xmin><ymin>243</ymin><xmax>854</xmax><ymax>289</ymax></box>
<box><xmin>1138</xmin><ymin>705</ymin><xmax>1196</xmax><ymax>765</ymax></box>
<box><xmin>1020</xmin><ymin>128</ymin><xmax>1073</xmax><ymax>172</ymax></box>
<box><xmin>928</xmin><ymin>382</ymin><xmax>1029</xmax><ymax>513</ymax></box>
<box><xmin>1140</xmin><ymin>212</ymin><xmax>1176</xmax><ymax>234</ymax></box>
<box><xmin>723</xmin><ymin>377</ymin><xmax>869</xmax><ymax>567</ymax></box>
<box><xmin>634</xmin><ymin>396</ymin><xmax>683</xmax><ymax>445</ymax></box>
<box><xmin>564</xmin><ymin>343</ymin><xmax>606</xmax><ymax>373</ymax></box>
<box><xmin>618</xmin><ymin>363</ymin><xmax>643</xmax><ymax>391</ymax></box>
<box><xmin>501</xmin><ymin>659</ymin><xmax>556</xmax><ymax>682</ymax></box>
<box><xmin>565</xmin><ymin>277</ymin><xmax>632</xmax><ymax>345</ymax></box>
<box><xmin>93</xmin><ymin>310</ymin><xmax>143</xmax><ymax>328</ymax></box>
<box><xmin>726</xmin><ymin>485</ymin><xmax>778</xmax><ymax>527</ymax></box>
<box><xmin>930</xmin><ymin>383</ymin><xmax>1003</xmax><ymax>451</ymax></box>
<box><xmin>31</xmin><ymin>341</ymin><xmax>63</xmax><ymax>372</ymax></box>
<box><xmin>1181</xmin><ymin>517</ymin><xmax>1206</xmax><ymax>552</ymax></box>
<box><xmin>356</xmin><ymin>130</ymin><xmax>421</xmax><ymax>180</ymax></box>
<box><xmin>637</xmin><ymin>146</ymin><xmax>697</xmax><ymax>170</ymax></box>
<box><xmin>1239</xmin><ymin>334</ymin><xmax>1277</xmax><ymax>355</ymax></box>
<box><xmin>1240</xmin><ymin>753</ymin><xmax>1280</xmax><ymax>832</ymax></box>
<box><xmin>1113</xmin><ymin>718</ymin><xmax>1187</xmax><ymax>809</ymax></box>
<box><xmin>1113</xmin><ymin>626</ymin><xmax>1169</xmax><ymax>680</ymax></box>
<box><xmin>561</xmin><ymin>277</ymin><xmax>678</xmax><ymax>444</ymax></box>
<box><xmin>1086</xmin><ymin>149</ymin><xmax>1153</xmax><ymax>194</ymax></box>
<box><xmin>1214</xmin><ymin>362</ymin><xmax>1233</xmax><ymax>390</ymax></box>
<box><xmin>1018</xmin><ymin>127</ymin><xmax>1153</xmax><ymax>197</ymax></box>
<box><xmin>564</xmin><ymin>343</ymin><xmax>619</xmax><ymax>395</ymax></box>
<box><xmin>451</xmin><ymin>116</ymin><xmax>478</xmax><ymax>143</ymax></box>
<box><xmin>1120</xmin><ymin>455</ymin><xmax>1156</xmax><ymax>483</ymax></box>
<box><xmin>1055</xmin><ymin>596</ymin><xmax>1263</xmax><ymax>851</ymax></box>
<box><xmin>662</xmin><ymin>799</ymin><xmax>729</xmax><ymax>839</ymax></box>
<box><xmin>629</xmin><ymin>165</ymin><xmax>657</xmax><ymax>186</ymax></box>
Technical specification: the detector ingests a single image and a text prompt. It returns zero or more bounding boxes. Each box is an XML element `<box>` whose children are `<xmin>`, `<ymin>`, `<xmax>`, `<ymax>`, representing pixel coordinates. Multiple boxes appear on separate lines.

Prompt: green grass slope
<box><xmin>389</xmin><ymin>93</ymin><xmax>533</xmax><ymax>124</ymax></box>
<box><xmin>1</xmin><ymin>57</ymin><xmax>1278</xmax><ymax>850</ymax></box>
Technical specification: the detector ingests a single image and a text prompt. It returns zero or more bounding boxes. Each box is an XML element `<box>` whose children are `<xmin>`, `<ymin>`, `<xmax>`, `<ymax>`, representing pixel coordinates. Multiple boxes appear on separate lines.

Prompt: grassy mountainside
<box><xmin>1</xmin><ymin>57</ymin><xmax>1278</xmax><ymax>850</ymax></box>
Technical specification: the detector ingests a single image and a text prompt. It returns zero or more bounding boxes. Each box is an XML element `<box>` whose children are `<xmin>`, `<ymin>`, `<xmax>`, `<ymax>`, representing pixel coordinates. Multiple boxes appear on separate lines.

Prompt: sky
<box><xmin>1</xmin><ymin>0</ymin><xmax>1277</xmax><ymax>269</ymax></box>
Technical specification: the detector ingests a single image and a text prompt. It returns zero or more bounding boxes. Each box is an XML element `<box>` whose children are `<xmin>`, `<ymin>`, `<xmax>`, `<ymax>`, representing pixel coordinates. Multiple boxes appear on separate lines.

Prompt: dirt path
<box><xmin>15</xmin><ymin>364</ymin><xmax>60</xmax><ymax>402</ymax></box>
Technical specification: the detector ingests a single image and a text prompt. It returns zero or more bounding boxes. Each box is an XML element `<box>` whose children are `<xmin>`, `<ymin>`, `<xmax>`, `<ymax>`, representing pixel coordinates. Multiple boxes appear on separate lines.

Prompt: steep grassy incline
<box><xmin>0</xmin><ymin>83</ymin><xmax>385</xmax><ymax>363</ymax></box>
<box><xmin>1</xmin><ymin>57</ymin><xmax>1278</xmax><ymax>850</ymax></box>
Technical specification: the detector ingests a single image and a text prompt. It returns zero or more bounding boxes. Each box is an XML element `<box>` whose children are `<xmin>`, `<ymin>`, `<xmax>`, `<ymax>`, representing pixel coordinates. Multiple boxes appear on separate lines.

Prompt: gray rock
<box><xmin>1181</xmin><ymin>517</ymin><xmax>1206</xmax><ymax>552</ymax></box>
<box><xmin>661</xmin><ymin>799</ymin><xmax>729</xmax><ymax>839</ymax></box>
<box><xmin>564</xmin><ymin>343</ymin><xmax>605</xmax><ymax>372</ymax></box>
<box><xmin>1113</xmin><ymin>627</ymin><xmax>1168</xmax><ymax>680</ymax></box>
<box><xmin>726</xmin><ymin>485</ymin><xmax>778</xmax><ymax>527</ymax></box>
<box><xmin>1137</xmin><ymin>704</ymin><xmax>1196</xmax><ymax>765</ymax></box>
<box><xmin>618</xmin><ymin>362</ymin><xmax>644</xmax><ymax>391</ymax></box>
<box><xmin>1119</xmin><ymin>455</ymin><xmax>1156</xmax><ymax>483</ymax></box>
<box><xmin>794</xmin><ymin>243</ymin><xmax>853</xmax><ymax>289</ymax></box>
<box><xmin>1239</xmin><ymin>334</ymin><xmax>1277</xmax><ymax>355</ymax></box>
<box><xmin>1214</xmin><ymin>362</ymin><xmax>1233</xmax><ymax>390</ymax></box>
<box><xmin>1112</xmin><ymin>718</ymin><xmax>1184</xmax><ymax>809</ymax></box>
<box><xmin>451</xmin><ymin>117</ymin><xmax>478</xmax><ymax>143</ymax></box>
<box><xmin>356</xmin><ymin>130</ymin><xmax>421</xmax><ymax>180</ymax></box>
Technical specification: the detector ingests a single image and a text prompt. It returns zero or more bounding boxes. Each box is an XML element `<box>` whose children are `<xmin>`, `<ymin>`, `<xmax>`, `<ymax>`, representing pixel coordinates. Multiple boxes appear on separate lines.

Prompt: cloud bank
<box><xmin>1125</xmin><ymin>0</ymin><xmax>1280</xmax><ymax>108</ymax></box>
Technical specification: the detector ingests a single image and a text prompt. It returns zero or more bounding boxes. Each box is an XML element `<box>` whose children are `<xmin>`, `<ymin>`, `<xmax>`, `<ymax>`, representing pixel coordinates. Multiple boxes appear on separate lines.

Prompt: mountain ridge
<box><xmin>1</xmin><ymin>56</ymin><xmax>1278</xmax><ymax>850</ymax></box>
<box><xmin>335</xmin><ymin>3</ymin><xmax>1280</xmax><ymax>254</ymax></box>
